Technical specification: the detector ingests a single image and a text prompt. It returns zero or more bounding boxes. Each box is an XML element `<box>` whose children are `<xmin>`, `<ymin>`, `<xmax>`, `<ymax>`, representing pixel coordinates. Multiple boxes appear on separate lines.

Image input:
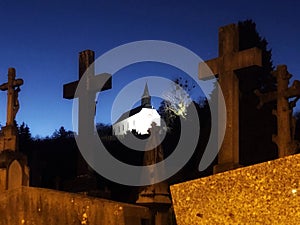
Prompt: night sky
<box><xmin>0</xmin><ymin>0</ymin><xmax>299</xmax><ymax>137</ymax></box>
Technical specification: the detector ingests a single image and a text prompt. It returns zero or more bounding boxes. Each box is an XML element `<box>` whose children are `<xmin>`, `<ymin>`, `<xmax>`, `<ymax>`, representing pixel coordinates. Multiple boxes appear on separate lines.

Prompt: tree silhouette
<box><xmin>238</xmin><ymin>19</ymin><xmax>277</xmax><ymax>165</ymax></box>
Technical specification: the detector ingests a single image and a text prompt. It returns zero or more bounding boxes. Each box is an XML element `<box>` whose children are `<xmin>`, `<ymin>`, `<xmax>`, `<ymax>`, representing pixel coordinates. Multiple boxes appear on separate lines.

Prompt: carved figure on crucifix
<box><xmin>0</xmin><ymin>68</ymin><xmax>24</xmax><ymax>151</ymax></box>
<box><xmin>255</xmin><ymin>65</ymin><xmax>300</xmax><ymax>157</ymax></box>
<box><xmin>0</xmin><ymin>68</ymin><xmax>23</xmax><ymax>126</ymax></box>
<box><xmin>13</xmin><ymin>86</ymin><xmax>21</xmax><ymax>120</ymax></box>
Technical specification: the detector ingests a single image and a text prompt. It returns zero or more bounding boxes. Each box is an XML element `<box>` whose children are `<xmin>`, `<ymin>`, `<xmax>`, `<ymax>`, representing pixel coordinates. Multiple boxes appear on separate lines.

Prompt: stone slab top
<box><xmin>170</xmin><ymin>154</ymin><xmax>300</xmax><ymax>225</ymax></box>
<box><xmin>0</xmin><ymin>186</ymin><xmax>151</xmax><ymax>225</ymax></box>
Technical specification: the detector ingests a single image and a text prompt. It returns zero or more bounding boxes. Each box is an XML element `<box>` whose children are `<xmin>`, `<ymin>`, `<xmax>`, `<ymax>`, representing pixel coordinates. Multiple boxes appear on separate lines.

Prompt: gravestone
<box><xmin>256</xmin><ymin>65</ymin><xmax>300</xmax><ymax>157</ymax></box>
<box><xmin>0</xmin><ymin>68</ymin><xmax>29</xmax><ymax>190</ymax></box>
<box><xmin>63</xmin><ymin>50</ymin><xmax>112</xmax><ymax>196</ymax></box>
<box><xmin>0</xmin><ymin>68</ymin><xmax>23</xmax><ymax>151</ymax></box>
<box><xmin>199</xmin><ymin>24</ymin><xmax>262</xmax><ymax>173</ymax></box>
<box><xmin>8</xmin><ymin>160</ymin><xmax>22</xmax><ymax>189</ymax></box>
<box><xmin>136</xmin><ymin>123</ymin><xmax>171</xmax><ymax>225</ymax></box>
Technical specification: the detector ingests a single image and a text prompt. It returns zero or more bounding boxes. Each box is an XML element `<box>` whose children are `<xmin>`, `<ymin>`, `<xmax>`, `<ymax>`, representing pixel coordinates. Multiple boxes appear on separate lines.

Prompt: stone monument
<box><xmin>0</xmin><ymin>67</ymin><xmax>29</xmax><ymax>190</ymax></box>
<box><xmin>256</xmin><ymin>64</ymin><xmax>300</xmax><ymax>157</ymax></box>
<box><xmin>0</xmin><ymin>68</ymin><xmax>23</xmax><ymax>151</ymax></box>
<box><xmin>199</xmin><ymin>24</ymin><xmax>262</xmax><ymax>173</ymax></box>
<box><xmin>136</xmin><ymin>123</ymin><xmax>171</xmax><ymax>225</ymax></box>
<box><xmin>63</xmin><ymin>49</ymin><xmax>112</xmax><ymax>196</ymax></box>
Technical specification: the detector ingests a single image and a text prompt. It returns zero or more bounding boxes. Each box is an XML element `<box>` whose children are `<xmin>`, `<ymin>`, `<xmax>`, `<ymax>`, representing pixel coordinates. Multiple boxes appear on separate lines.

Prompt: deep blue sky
<box><xmin>0</xmin><ymin>0</ymin><xmax>299</xmax><ymax>137</ymax></box>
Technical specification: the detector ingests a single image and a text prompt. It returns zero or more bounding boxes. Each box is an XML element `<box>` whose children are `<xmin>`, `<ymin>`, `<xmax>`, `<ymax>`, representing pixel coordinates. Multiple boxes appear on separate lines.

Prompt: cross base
<box><xmin>0</xmin><ymin>150</ymin><xmax>29</xmax><ymax>190</ymax></box>
<box><xmin>0</xmin><ymin>125</ymin><xmax>18</xmax><ymax>151</ymax></box>
<box><xmin>213</xmin><ymin>162</ymin><xmax>242</xmax><ymax>174</ymax></box>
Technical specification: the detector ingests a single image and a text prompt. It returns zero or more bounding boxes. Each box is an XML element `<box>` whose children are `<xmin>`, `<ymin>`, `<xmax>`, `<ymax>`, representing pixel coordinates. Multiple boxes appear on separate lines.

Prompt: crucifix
<box><xmin>0</xmin><ymin>68</ymin><xmax>23</xmax><ymax>126</ymax></box>
<box><xmin>255</xmin><ymin>65</ymin><xmax>300</xmax><ymax>157</ymax></box>
<box><xmin>0</xmin><ymin>68</ymin><xmax>23</xmax><ymax>151</ymax></box>
<box><xmin>63</xmin><ymin>49</ymin><xmax>112</xmax><ymax>176</ymax></box>
<box><xmin>199</xmin><ymin>24</ymin><xmax>262</xmax><ymax>174</ymax></box>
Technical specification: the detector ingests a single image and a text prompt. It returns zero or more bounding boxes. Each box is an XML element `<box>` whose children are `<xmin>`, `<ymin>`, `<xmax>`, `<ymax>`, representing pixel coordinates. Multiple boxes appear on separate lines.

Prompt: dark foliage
<box><xmin>238</xmin><ymin>19</ymin><xmax>278</xmax><ymax>164</ymax></box>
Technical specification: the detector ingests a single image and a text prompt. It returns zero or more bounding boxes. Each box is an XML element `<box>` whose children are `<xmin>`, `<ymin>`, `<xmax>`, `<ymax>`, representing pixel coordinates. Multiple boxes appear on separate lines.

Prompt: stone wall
<box><xmin>171</xmin><ymin>154</ymin><xmax>300</xmax><ymax>224</ymax></box>
<box><xmin>0</xmin><ymin>187</ymin><xmax>151</xmax><ymax>225</ymax></box>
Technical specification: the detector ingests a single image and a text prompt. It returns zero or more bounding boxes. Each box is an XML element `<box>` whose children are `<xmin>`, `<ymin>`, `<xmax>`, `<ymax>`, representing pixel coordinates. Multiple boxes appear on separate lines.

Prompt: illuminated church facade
<box><xmin>113</xmin><ymin>83</ymin><xmax>161</xmax><ymax>136</ymax></box>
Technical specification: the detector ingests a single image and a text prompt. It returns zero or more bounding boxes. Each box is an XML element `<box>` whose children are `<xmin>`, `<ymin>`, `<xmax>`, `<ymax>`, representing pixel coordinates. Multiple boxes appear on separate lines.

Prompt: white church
<box><xmin>113</xmin><ymin>83</ymin><xmax>161</xmax><ymax>136</ymax></box>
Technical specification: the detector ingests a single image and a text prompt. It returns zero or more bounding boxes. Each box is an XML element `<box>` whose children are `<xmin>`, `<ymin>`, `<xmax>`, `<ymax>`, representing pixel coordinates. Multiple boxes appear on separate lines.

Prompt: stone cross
<box><xmin>63</xmin><ymin>50</ymin><xmax>112</xmax><ymax>135</ymax></box>
<box><xmin>0</xmin><ymin>68</ymin><xmax>23</xmax><ymax>126</ymax></box>
<box><xmin>255</xmin><ymin>65</ymin><xmax>300</xmax><ymax>157</ymax></box>
<box><xmin>63</xmin><ymin>50</ymin><xmax>112</xmax><ymax>176</ymax></box>
<box><xmin>136</xmin><ymin>123</ymin><xmax>171</xmax><ymax>225</ymax></box>
<box><xmin>199</xmin><ymin>24</ymin><xmax>262</xmax><ymax>174</ymax></box>
<box><xmin>63</xmin><ymin>50</ymin><xmax>111</xmax><ymax>99</ymax></box>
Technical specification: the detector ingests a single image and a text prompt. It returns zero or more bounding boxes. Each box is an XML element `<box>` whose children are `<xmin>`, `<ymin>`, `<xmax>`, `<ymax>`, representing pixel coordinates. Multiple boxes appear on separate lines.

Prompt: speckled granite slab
<box><xmin>170</xmin><ymin>154</ymin><xmax>300</xmax><ymax>224</ymax></box>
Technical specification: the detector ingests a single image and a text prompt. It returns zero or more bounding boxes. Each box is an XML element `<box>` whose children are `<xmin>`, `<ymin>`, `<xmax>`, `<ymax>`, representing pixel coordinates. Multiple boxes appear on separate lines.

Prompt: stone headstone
<box><xmin>0</xmin><ymin>151</ymin><xmax>29</xmax><ymax>190</ymax></box>
<box><xmin>136</xmin><ymin>124</ymin><xmax>171</xmax><ymax>225</ymax></box>
<box><xmin>8</xmin><ymin>160</ymin><xmax>22</xmax><ymax>189</ymax></box>
<box><xmin>199</xmin><ymin>24</ymin><xmax>262</xmax><ymax>173</ymax></box>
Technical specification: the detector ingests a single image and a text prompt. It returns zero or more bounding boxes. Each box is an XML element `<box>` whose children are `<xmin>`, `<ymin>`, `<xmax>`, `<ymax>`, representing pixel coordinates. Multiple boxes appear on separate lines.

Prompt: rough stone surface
<box><xmin>171</xmin><ymin>154</ymin><xmax>300</xmax><ymax>224</ymax></box>
<box><xmin>0</xmin><ymin>150</ymin><xmax>29</xmax><ymax>191</ymax></box>
<box><xmin>0</xmin><ymin>187</ymin><xmax>151</xmax><ymax>225</ymax></box>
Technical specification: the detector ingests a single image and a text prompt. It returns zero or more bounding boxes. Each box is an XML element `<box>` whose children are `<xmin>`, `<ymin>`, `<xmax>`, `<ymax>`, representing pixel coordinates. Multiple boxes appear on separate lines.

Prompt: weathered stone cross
<box><xmin>0</xmin><ymin>68</ymin><xmax>23</xmax><ymax>126</ymax></box>
<box><xmin>256</xmin><ymin>65</ymin><xmax>300</xmax><ymax>157</ymax></box>
<box><xmin>0</xmin><ymin>68</ymin><xmax>23</xmax><ymax>151</ymax></box>
<box><xmin>199</xmin><ymin>24</ymin><xmax>262</xmax><ymax>174</ymax></box>
<box><xmin>63</xmin><ymin>50</ymin><xmax>112</xmax><ymax>135</ymax></box>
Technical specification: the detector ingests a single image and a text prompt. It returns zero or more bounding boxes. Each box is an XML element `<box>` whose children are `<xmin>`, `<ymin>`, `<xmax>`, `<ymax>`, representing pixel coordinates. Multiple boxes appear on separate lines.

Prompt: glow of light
<box><xmin>163</xmin><ymin>84</ymin><xmax>192</xmax><ymax>119</ymax></box>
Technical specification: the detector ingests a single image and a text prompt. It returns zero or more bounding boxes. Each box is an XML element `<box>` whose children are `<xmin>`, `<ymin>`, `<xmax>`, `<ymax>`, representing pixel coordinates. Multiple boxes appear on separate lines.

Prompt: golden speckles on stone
<box><xmin>171</xmin><ymin>154</ymin><xmax>300</xmax><ymax>224</ymax></box>
<box><xmin>292</xmin><ymin>188</ymin><xmax>297</xmax><ymax>195</ymax></box>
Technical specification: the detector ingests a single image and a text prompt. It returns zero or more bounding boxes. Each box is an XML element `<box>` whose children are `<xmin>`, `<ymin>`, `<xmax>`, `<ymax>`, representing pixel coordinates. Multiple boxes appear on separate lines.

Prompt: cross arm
<box><xmin>285</xmin><ymin>80</ymin><xmax>300</xmax><ymax>98</ymax></box>
<box><xmin>199</xmin><ymin>47</ymin><xmax>262</xmax><ymax>80</ymax></box>
<box><xmin>0</xmin><ymin>79</ymin><xmax>23</xmax><ymax>91</ymax></box>
<box><xmin>63</xmin><ymin>81</ymin><xmax>79</xmax><ymax>99</ymax></box>
<box><xmin>63</xmin><ymin>74</ymin><xmax>112</xmax><ymax>99</ymax></box>
<box><xmin>255</xmin><ymin>80</ymin><xmax>300</xmax><ymax>109</ymax></box>
<box><xmin>0</xmin><ymin>83</ymin><xmax>7</xmax><ymax>91</ymax></box>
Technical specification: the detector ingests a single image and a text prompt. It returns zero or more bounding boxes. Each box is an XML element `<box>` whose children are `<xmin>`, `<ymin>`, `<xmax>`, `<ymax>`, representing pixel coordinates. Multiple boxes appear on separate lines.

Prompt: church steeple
<box><xmin>141</xmin><ymin>83</ymin><xmax>151</xmax><ymax>108</ymax></box>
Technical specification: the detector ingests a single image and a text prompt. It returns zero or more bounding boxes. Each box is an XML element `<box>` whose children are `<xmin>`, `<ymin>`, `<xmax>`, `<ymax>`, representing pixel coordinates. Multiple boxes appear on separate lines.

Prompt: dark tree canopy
<box><xmin>238</xmin><ymin>19</ymin><xmax>278</xmax><ymax>165</ymax></box>
<box><xmin>238</xmin><ymin>19</ymin><xmax>275</xmax><ymax>92</ymax></box>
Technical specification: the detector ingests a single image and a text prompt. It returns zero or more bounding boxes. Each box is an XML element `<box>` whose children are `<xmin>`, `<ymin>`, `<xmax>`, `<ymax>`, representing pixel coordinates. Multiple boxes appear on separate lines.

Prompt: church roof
<box><xmin>114</xmin><ymin>105</ymin><xmax>149</xmax><ymax>124</ymax></box>
<box><xmin>114</xmin><ymin>83</ymin><xmax>153</xmax><ymax>124</ymax></box>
